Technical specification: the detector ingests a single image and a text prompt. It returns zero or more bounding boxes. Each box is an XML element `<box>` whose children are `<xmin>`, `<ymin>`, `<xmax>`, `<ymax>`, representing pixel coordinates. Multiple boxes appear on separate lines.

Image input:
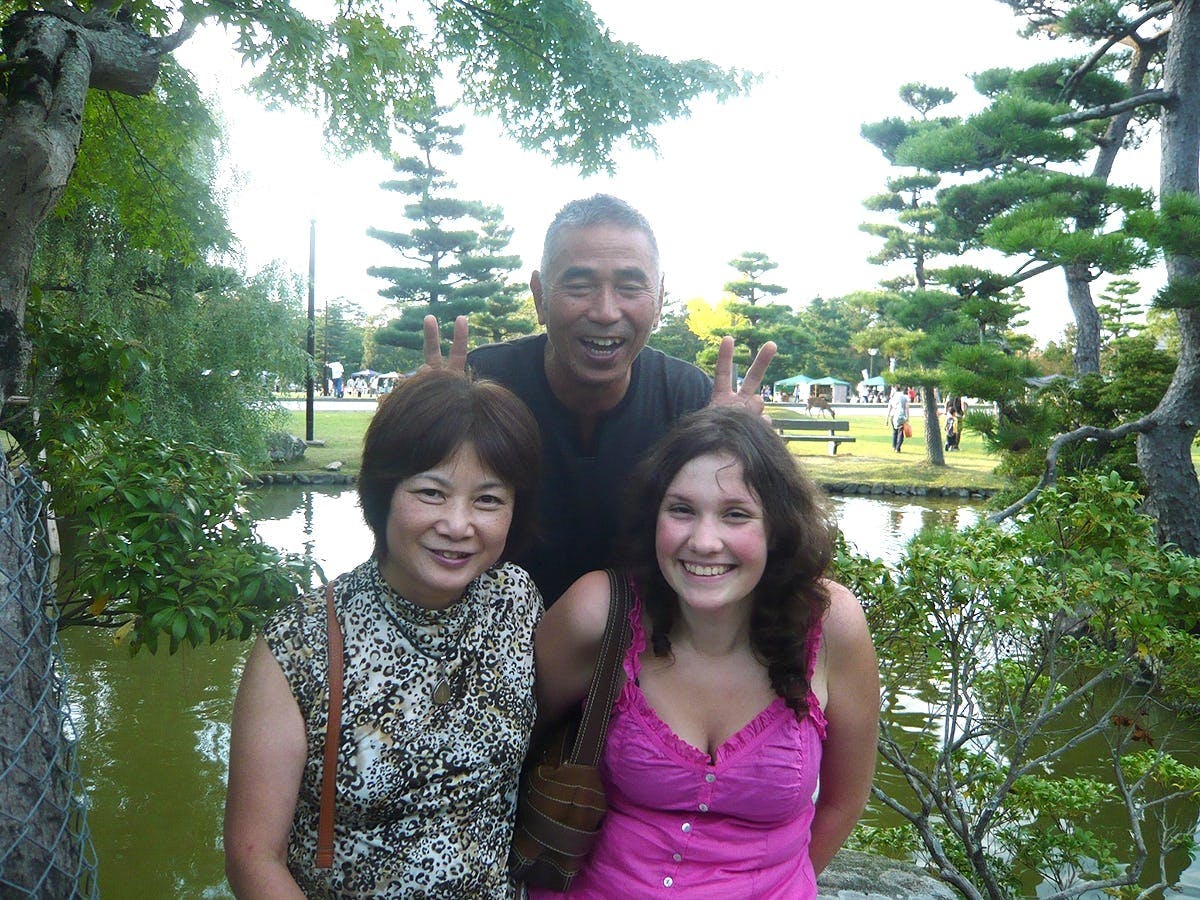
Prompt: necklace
<box><xmin>384</xmin><ymin>600</ymin><xmax>472</xmax><ymax>706</ymax></box>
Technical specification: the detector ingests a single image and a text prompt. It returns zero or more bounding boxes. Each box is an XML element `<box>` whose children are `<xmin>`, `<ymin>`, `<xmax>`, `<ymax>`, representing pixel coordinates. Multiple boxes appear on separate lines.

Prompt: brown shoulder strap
<box><xmin>568</xmin><ymin>569</ymin><xmax>633</xmax><ymax>767</ymax></box>
<box><xmin>316</xmin><ymin>580</ymin><xmax>344</xmax><ymax>869</ymax></box>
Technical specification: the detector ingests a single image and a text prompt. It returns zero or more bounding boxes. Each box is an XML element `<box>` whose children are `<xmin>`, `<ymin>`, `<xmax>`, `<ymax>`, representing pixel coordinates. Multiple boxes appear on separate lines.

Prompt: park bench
<box><xmin>768</xmin><ymin>416</ymin><xmax>856</xmax><ymax>455</ymax></box>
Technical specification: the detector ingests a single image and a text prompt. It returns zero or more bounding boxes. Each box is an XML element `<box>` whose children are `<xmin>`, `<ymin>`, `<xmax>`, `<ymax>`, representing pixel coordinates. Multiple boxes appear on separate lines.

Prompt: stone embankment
<box><xmin>820</xmin><ymin>850</ymin><xmax>961</xmax><ymax>899</ymax></box>
<box><xmin>244</xmin><ymin>472</ymin><xmax>995</xmax><ymax>504</ymax></box>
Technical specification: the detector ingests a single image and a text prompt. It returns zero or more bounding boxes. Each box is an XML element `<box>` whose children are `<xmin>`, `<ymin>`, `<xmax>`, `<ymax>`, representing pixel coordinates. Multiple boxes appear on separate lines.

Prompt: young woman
<box><xmin>225</xmin><ymin>369</ymin><xmax>542</xmax><ymax>898</ymax></box>
<box><xmin>532</xmin><ymin>406</ymin><xmax>879</xmax><ymax>898</ymax></box>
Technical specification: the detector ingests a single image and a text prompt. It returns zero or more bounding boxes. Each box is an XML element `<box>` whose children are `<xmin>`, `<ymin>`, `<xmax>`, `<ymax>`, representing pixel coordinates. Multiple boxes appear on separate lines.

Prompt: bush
<box><xmin>836</xmin><ymin>472</ymin><xmax>1200</xmax><ymax>898</ymax></box>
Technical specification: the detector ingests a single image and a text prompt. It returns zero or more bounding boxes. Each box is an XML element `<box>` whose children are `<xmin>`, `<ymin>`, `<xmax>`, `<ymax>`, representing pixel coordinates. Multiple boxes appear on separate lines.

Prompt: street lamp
<box><xmin>868</xmin><ymin>348</ymin><xmax>878</xmax><ymax>378</ymax></box>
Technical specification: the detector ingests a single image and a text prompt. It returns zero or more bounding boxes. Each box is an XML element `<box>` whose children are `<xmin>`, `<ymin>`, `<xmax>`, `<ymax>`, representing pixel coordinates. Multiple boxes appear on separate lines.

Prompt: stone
<box><xmin>818</xmin><ymin>849</ymin><xmax>959</xmax><ymax>899</ymax></box>
<box><xmin>324</xmin><ymin>461</ymin><xmax>343</xmax><ymax>471</ymax></box>
<box><xmin>266</xmin><ymin>432</ymin><xmax>307</xmax><ymax>463</ymax></box>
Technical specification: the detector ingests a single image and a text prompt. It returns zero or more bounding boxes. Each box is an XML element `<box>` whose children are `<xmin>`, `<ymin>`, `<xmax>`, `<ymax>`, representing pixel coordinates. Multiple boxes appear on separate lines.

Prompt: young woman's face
<box><xmin>379</xmin><ymin>443</ymin><xmax>514</xmax><ymax>609</ymax></box>
<box><xmin>655</xmin><ymin>453</ymin><xmax>768</xmax><ymax>615</ymax></box>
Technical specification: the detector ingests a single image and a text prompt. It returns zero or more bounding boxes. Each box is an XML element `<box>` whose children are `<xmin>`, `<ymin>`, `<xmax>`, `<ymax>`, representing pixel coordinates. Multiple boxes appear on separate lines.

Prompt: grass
<box><xmin>772</xmin><ymin>409</ymin><xmax>1006</xmax><ymax>492</ymax></box>
<box><xmin>272</xmin><ymin>407</ymin><xmax>1007</xmax><ymax>492</ymax></box>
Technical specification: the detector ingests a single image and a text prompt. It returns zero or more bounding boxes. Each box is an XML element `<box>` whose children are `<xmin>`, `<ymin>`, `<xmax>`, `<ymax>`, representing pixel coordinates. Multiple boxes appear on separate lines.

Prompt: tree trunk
<box><xmin>1059</xmin><ymin>40</ymin><xmax>1156</xmax><ymax>378</ymax></box>
<box><xmin>1063</xmin><ymin>263</ymin><xmax>1101</xmax><ymax>374</ymax></box>
<box><xmin>922</xmin><ymin>384</ymin><xmax>946</xmax><ymax>466</ymax></box>
<box><xmin>0</xmin><ymin>9</ymin><xmax>169</xmax><ymax>891</ymax></box>
<box><xmin>1137</xmin><ymin>0</ymin><xmax>1200</xmax><ymax>555</ymax></box>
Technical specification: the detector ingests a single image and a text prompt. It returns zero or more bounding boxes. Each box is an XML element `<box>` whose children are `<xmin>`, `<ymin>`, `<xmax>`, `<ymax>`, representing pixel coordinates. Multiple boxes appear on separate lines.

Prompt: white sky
<box><xmin>176</xmin><ymin>0</ymin><xmax>1163</xmax><ymax>348</ymax></box>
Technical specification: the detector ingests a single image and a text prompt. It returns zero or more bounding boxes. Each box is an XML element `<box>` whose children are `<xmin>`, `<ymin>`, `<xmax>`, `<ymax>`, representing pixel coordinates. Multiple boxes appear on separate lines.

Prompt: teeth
<box><xmin>584</xmin><ymin>338</ymin><xmax>621</xmax><ymax>348</ymax></box>
<box><xmin>682</xmin><ymin>562</ymin><xmax>732</xmax><ymax>577</ymax></box>
<box><xmin>437</xmin><ymin>550</ymin><xmax>469</xmax><ymax>560</ymax></box>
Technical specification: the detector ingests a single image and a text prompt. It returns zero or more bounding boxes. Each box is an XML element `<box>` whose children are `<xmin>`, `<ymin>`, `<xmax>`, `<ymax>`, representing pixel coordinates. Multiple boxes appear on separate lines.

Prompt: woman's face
<box><xmin>379</xmin><ymin>443</ymin><xmax>514</xmax><ymax>609</ymax></box>
<box><xmin>655</xmin><ymin>452</ymin><xmax>768</xmax><ymax>616</ymax></box>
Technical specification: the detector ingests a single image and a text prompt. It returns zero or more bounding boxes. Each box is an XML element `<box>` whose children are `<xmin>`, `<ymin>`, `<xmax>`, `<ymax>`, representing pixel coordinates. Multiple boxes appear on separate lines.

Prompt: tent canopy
<box><xmin>773</xmin><ymin>374</ymin><xmax>815</xmax><ymax>388</ymax></box>
<box><xmin>350</xmin><ymin>369</ymin><xmax>379</xmax><ymax>378</ymax></box>
<box><xmin>859</xmin><ymin>375</ymin><xmax>888</xmax><ymax>387</ymax></box>
<box><xmin>810</xmin><ymin>376</ymin><xmax>852</xmax><ymax>386</ymax></box>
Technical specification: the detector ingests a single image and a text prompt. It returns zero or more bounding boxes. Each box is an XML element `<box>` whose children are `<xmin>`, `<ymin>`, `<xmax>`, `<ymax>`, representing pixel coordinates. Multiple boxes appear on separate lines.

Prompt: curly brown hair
<box><xmin>617</xmin><ymin>406</ymin><xmax>836</xmax><ymax>715</ymax></box>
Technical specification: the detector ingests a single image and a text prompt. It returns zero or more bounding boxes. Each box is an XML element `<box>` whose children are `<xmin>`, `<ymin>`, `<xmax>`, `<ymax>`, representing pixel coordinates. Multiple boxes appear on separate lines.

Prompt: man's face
<box><xmin>531</xmin><ymin>224</ymin><xmax>663</xmax><ymax>410</ymax></box>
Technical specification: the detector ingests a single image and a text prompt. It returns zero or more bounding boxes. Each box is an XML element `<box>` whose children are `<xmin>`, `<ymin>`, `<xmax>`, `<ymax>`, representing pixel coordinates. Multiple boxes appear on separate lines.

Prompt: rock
<box><xmin>324</xmin><ymin>461</ymin><xmax>343</xmax><ymax>471</ymax></box>
<box><xmin>266</xmin><ymin>432</ymin><xmax>307</xmax><ymax>463</ymax></box>
<box><xmin>818</xmin><ymin>849</ymin><xmax>959</xmax><ymax>899</ymax></box>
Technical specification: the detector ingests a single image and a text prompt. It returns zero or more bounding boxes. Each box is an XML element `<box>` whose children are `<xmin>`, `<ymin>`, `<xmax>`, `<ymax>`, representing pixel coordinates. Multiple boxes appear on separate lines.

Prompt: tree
<box><xmin>1096</xmin><ymin>277</ymin><xmax>1147</xmax><ymax>347</ymax></box>
<box><xmin>976</xmin><ymin>1</ymin><xmax>1200</xmax><ymax>557</ymax></box>
<box><xmin>649</xmin><ymin>298</ymin><xmax>704</xmax><ymax>365</ymax></box>
<box><xmin>840</xmin><ymin>472</ymin><xmax>1200</xmax><ymax>897</ymax></box>
<box><xmin>317</xmin><ymin>297</ymin><xmax>369</xmax><ymax>379</ymax></box>
<box><xmin>368</xmin><ymin>108</ymin><xmax>525</xmax><ymax>365</ymax></box>
<box><xmin>860</xmin><ymin>86</ymin><xmax>1036</xmax><ymax>467</ymax></box>
<box><xmin>0</xmin><ymin>2</ymin><xmax>751</xmax><ymax>889</ymax></box>
<box><xmin>722</xmin><ymin>250</ymin><xmax>788</xmax><ymax>363</ymax></box>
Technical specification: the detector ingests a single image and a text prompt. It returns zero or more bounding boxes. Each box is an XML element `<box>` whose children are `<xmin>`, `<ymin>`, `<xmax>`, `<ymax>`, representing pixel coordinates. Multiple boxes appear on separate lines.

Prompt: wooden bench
<box><xmin>768</xmin><ymin>417</ymin><xmax>856</xmax><ymax>455</ymax></box>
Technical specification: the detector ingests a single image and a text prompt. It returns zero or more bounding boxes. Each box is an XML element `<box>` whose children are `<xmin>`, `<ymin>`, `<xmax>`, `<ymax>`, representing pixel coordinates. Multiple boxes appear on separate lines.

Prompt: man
<box><xmin>426</xmin><ymin>194</ymin><xmax>775</xmax><ymax>603</ymax></box>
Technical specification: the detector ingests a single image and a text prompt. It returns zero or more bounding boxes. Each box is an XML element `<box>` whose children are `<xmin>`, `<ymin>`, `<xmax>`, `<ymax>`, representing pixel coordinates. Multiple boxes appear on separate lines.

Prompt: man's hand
<box><xmin>710</xmin><ymin>336</ymin><xmax>777</xmax><ymax>414</ymax></box>
<box><xmin>422</xmin><ymin>315</ymin><xmax>469</xmax><ymax>372</ymax></box>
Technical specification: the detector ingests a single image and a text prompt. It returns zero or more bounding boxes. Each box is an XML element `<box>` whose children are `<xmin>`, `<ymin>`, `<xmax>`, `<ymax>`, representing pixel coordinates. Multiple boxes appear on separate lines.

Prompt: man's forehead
<box><xmin>544</xmin><ymin>224</ymin><xmax>658</xmax><ymax>274</ymax></box>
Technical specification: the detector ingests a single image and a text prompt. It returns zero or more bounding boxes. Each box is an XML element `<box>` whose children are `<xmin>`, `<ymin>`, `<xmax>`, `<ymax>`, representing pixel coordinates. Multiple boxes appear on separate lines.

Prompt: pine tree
<box><xmin>367</xmin><ymin>108</ymin><xmax>524</xmax><ymax>366</ymax></box>
<box><xmin>723</xmin><ymin>251</ymin><xmax>789</xmax><ymax>363</ymax></box>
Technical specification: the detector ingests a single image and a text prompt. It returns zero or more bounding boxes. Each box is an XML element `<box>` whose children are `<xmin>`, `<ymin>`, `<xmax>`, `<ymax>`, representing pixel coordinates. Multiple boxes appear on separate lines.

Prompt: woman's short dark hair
<box><xmin>618</xmin><ymin>406</ymin><xmax>836</xmax><ymax>715</ymax></box>
<box><xmin>357</xmin><ymin>369</ymin><xmax>541</xmax><ymax>563</ymax></box>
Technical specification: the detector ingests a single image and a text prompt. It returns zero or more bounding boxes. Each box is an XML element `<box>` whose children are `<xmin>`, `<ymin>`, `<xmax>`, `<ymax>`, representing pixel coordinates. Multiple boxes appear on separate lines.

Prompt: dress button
<box><xmin>664</xmin><ymin>877</ymin><xmax>674</xmax><ymax>887</ymax></box>
<box><xmin>673</xmin><ymin>853</ymin><xmax>682</xmax><ymax>862</ymax></box>
<box><xmin>681</xmin><ymin>822</ymin><xmax>692</xmax><ymax>833</ymax></box>
<box><xmin>705</xmin><ymin>773</ymin><xmax>716</xmax><ymax>783</ymax></box>
<box><xmin>699</xmin><ymin>803</ymin><xmax>709</xmax><ymax>812</ymax></box>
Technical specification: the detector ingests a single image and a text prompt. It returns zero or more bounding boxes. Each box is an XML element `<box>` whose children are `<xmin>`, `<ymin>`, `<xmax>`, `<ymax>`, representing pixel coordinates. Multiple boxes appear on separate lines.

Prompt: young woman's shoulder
<box><xmin>818</xmin><ymin>580</ymin><xmax>872</xmax><ymax>652</ymax></box>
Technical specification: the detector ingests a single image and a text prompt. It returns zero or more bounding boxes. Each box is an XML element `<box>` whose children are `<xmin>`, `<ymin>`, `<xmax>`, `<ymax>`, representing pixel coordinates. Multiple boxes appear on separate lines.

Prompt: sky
<box><xmin>175</xmin><ymin>0</ymin><xmax>1163</xmax><ymax>349</ymax></box>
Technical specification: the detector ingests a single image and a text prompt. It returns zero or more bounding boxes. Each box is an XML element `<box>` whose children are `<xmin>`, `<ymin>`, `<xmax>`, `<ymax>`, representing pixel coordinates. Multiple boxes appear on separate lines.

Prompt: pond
<box><xmin>58</xmin><ymin>487</ymin><xmax>1199</xmax><ymax>898</ymax></box>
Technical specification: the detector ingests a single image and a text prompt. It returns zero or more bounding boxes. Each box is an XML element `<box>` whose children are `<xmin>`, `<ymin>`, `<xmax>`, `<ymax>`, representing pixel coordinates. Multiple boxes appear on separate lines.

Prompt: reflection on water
<box><xmin>58</xmin><ymin>487</ymin><xmax>1198</xmax><ymax>898</ymax></box>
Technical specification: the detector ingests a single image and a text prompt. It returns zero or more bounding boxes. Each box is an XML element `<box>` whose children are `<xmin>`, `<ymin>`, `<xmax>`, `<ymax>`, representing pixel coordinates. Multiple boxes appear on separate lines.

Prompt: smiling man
<box><xmin>461</xmin><ymin>194</ymin><xmax>774</xmax><ymax>603</ymax></box>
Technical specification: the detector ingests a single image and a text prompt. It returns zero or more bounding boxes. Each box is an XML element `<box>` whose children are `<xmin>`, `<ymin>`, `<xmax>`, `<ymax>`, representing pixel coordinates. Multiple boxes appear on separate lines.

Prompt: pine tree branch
<box><xmin>1059</xmin><ymin>2</ymin><xmax>1172</xmax><ymax>101</ymax></box>
<box><xmin>1051</xmin><ymin>90</ymin><xmax>1173</xmax><ymax>126</ymax></box>
<box><xmin>987</xmin><ymin>417</ymin><xmax>1157</xmax><ymax>524</ymax></box>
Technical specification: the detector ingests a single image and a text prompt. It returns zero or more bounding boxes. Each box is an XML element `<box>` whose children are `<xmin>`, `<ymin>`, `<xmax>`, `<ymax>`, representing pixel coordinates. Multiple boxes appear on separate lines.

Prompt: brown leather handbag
<box><xmin>509</xmin><ymin>569</ymin><xmax>633</xmax><ymax>890</ymax></box>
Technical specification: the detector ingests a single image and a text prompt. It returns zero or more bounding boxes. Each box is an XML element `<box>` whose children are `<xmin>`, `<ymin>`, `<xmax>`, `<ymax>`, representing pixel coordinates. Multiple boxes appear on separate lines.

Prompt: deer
<box><xmin>805</xmin><ymin>395</ymin><xmax>836</xmax><ymax>418</ymax></box>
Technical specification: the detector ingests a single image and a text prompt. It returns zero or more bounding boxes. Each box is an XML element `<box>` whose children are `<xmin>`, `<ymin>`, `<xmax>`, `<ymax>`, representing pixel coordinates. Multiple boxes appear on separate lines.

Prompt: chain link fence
<box><xmin>0</xmin><ymin>459</ymin><xmax>98</xmax><ymax>898</ymax></box>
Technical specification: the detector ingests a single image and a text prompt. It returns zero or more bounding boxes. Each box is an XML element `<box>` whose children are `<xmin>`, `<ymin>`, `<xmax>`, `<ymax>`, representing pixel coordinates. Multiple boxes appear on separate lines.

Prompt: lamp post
<box><xmin>868</xmin><ymin>347</ymin><xmax>878</xmax><ymax>378</ymax></box>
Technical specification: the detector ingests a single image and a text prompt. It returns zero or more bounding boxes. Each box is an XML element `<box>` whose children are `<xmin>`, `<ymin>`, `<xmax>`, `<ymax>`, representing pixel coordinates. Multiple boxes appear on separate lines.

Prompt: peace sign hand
<box><xmin>422</xmin><ymin>315</ymin><xmax>469</xmax><ymax>372</ymax></box>
<box><xmin>710</xmin><ymin>336</ymin><xmax>777</xmax><ymax>415</ymax></box>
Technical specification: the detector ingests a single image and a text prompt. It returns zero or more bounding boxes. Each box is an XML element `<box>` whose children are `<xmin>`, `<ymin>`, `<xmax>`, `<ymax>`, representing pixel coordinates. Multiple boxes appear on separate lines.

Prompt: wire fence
<box><xmin>0</xmin><ymin>459</ymin><xmax>98</xmax><ymax>898</ymax></box>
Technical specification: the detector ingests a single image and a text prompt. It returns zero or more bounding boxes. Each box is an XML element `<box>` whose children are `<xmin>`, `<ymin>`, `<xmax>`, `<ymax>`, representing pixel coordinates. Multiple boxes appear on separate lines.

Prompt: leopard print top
<box><xmin>262</xmin><ymin>559</ymin><xmax>541</xmax><ymax>898</ymax></box>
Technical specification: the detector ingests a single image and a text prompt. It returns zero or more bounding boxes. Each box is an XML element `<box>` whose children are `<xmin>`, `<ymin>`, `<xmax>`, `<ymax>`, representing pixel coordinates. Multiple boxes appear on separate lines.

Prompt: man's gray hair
<box><xmin>540</xmin><ymin>194</ymin><xmax>660</xmax><ymax>275</ymax></box>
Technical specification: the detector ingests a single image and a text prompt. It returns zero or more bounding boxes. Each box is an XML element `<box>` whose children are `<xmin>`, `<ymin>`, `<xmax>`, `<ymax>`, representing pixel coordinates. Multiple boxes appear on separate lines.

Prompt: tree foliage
<box><xmin>839</xmin><ymin>471</ymin><xmax>1200</xmax><ymax>898</ymax></box>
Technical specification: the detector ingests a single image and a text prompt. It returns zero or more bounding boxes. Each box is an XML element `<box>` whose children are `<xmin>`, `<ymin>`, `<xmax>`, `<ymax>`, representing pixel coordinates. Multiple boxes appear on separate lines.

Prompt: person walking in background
<box><xmin>886</xmin><ymin>388</ymin><xmax>910</xmax><ymax>452</ymax></box>
<box><xmin>529</xmin><ymin>407</ymin><xmax>879</xmax><ymax>897</ymax></box>
<box><xmin>943</xmin><ymin>395</ymin><xmax>962</xmax><ymax>452</ymax></box>
<box><xmin>224</xmin><ymin>369</ymin><xmax>543</xmax><ymax>898</ymax></box>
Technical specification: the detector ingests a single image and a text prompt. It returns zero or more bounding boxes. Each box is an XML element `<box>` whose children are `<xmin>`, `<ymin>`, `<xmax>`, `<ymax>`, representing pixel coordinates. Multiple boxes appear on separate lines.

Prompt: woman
<box><xmin>531</xmin><ymin>407</ymin><xmax>879</xmax><ymax>898</ymax></box>
<box><xmin>886</xmin><ymin>388</ymin><xmax>910</xmax><ymax>452</ymax></box>
<box><xmin>943</xmin><ymin>395</ymin><xmax>963</xmax><ymax>451</ymax></box>
<box><xmin>225</xmin><ymin>369</ymin><xmax>542</xmax><ymax>898</ymax></box>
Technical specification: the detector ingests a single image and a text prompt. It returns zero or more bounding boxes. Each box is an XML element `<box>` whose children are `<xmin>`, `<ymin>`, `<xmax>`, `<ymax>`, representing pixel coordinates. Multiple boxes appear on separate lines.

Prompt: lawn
<box><xmin>276</xmin><ymin>407</ymin><xmax>1007</xmax><ymax>492</ymax></box>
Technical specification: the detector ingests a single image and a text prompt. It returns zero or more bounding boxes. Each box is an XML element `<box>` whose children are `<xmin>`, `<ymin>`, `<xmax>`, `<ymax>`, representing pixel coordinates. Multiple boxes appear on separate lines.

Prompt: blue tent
<box><xmin>859</xmin><ymin>375</ymin><xmax>888</xmax><ymax>387</ymax></box>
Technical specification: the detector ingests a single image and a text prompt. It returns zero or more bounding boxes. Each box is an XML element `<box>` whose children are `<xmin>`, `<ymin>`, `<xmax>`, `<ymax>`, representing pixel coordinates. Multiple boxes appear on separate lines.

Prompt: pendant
<box><xmin>432</xmin><ymin>677</ymin><xmax>451</xmax><ymax>705</ymax></box>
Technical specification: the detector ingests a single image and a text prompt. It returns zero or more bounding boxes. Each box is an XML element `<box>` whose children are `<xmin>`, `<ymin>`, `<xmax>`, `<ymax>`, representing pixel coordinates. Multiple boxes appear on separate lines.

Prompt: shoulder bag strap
<box><xmin>568</xmin><ymin>569</ymin><xmax>633</xmax><ymax>767</ymax></box>
<box><xmin>316</xmin><ymin>580</ymin><xmax>344</xmax><ymax>869</ymax></box>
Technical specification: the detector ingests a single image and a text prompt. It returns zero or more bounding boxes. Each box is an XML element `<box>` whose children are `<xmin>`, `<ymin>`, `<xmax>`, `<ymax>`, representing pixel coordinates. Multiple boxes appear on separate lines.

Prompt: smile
<box><xmin>580</xmin><ymin>337</ymin><xmax>624</xmax><ymax>353</ymax></box>
<box><xmin>681</xmin><ymin>562</ymin><xmax>734</xmax><ymax>577</ymax></box>
<box><xmin>430</xmin><ymin>549</ymin><xmax>472</xmax><ymax>561</ymax></box>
